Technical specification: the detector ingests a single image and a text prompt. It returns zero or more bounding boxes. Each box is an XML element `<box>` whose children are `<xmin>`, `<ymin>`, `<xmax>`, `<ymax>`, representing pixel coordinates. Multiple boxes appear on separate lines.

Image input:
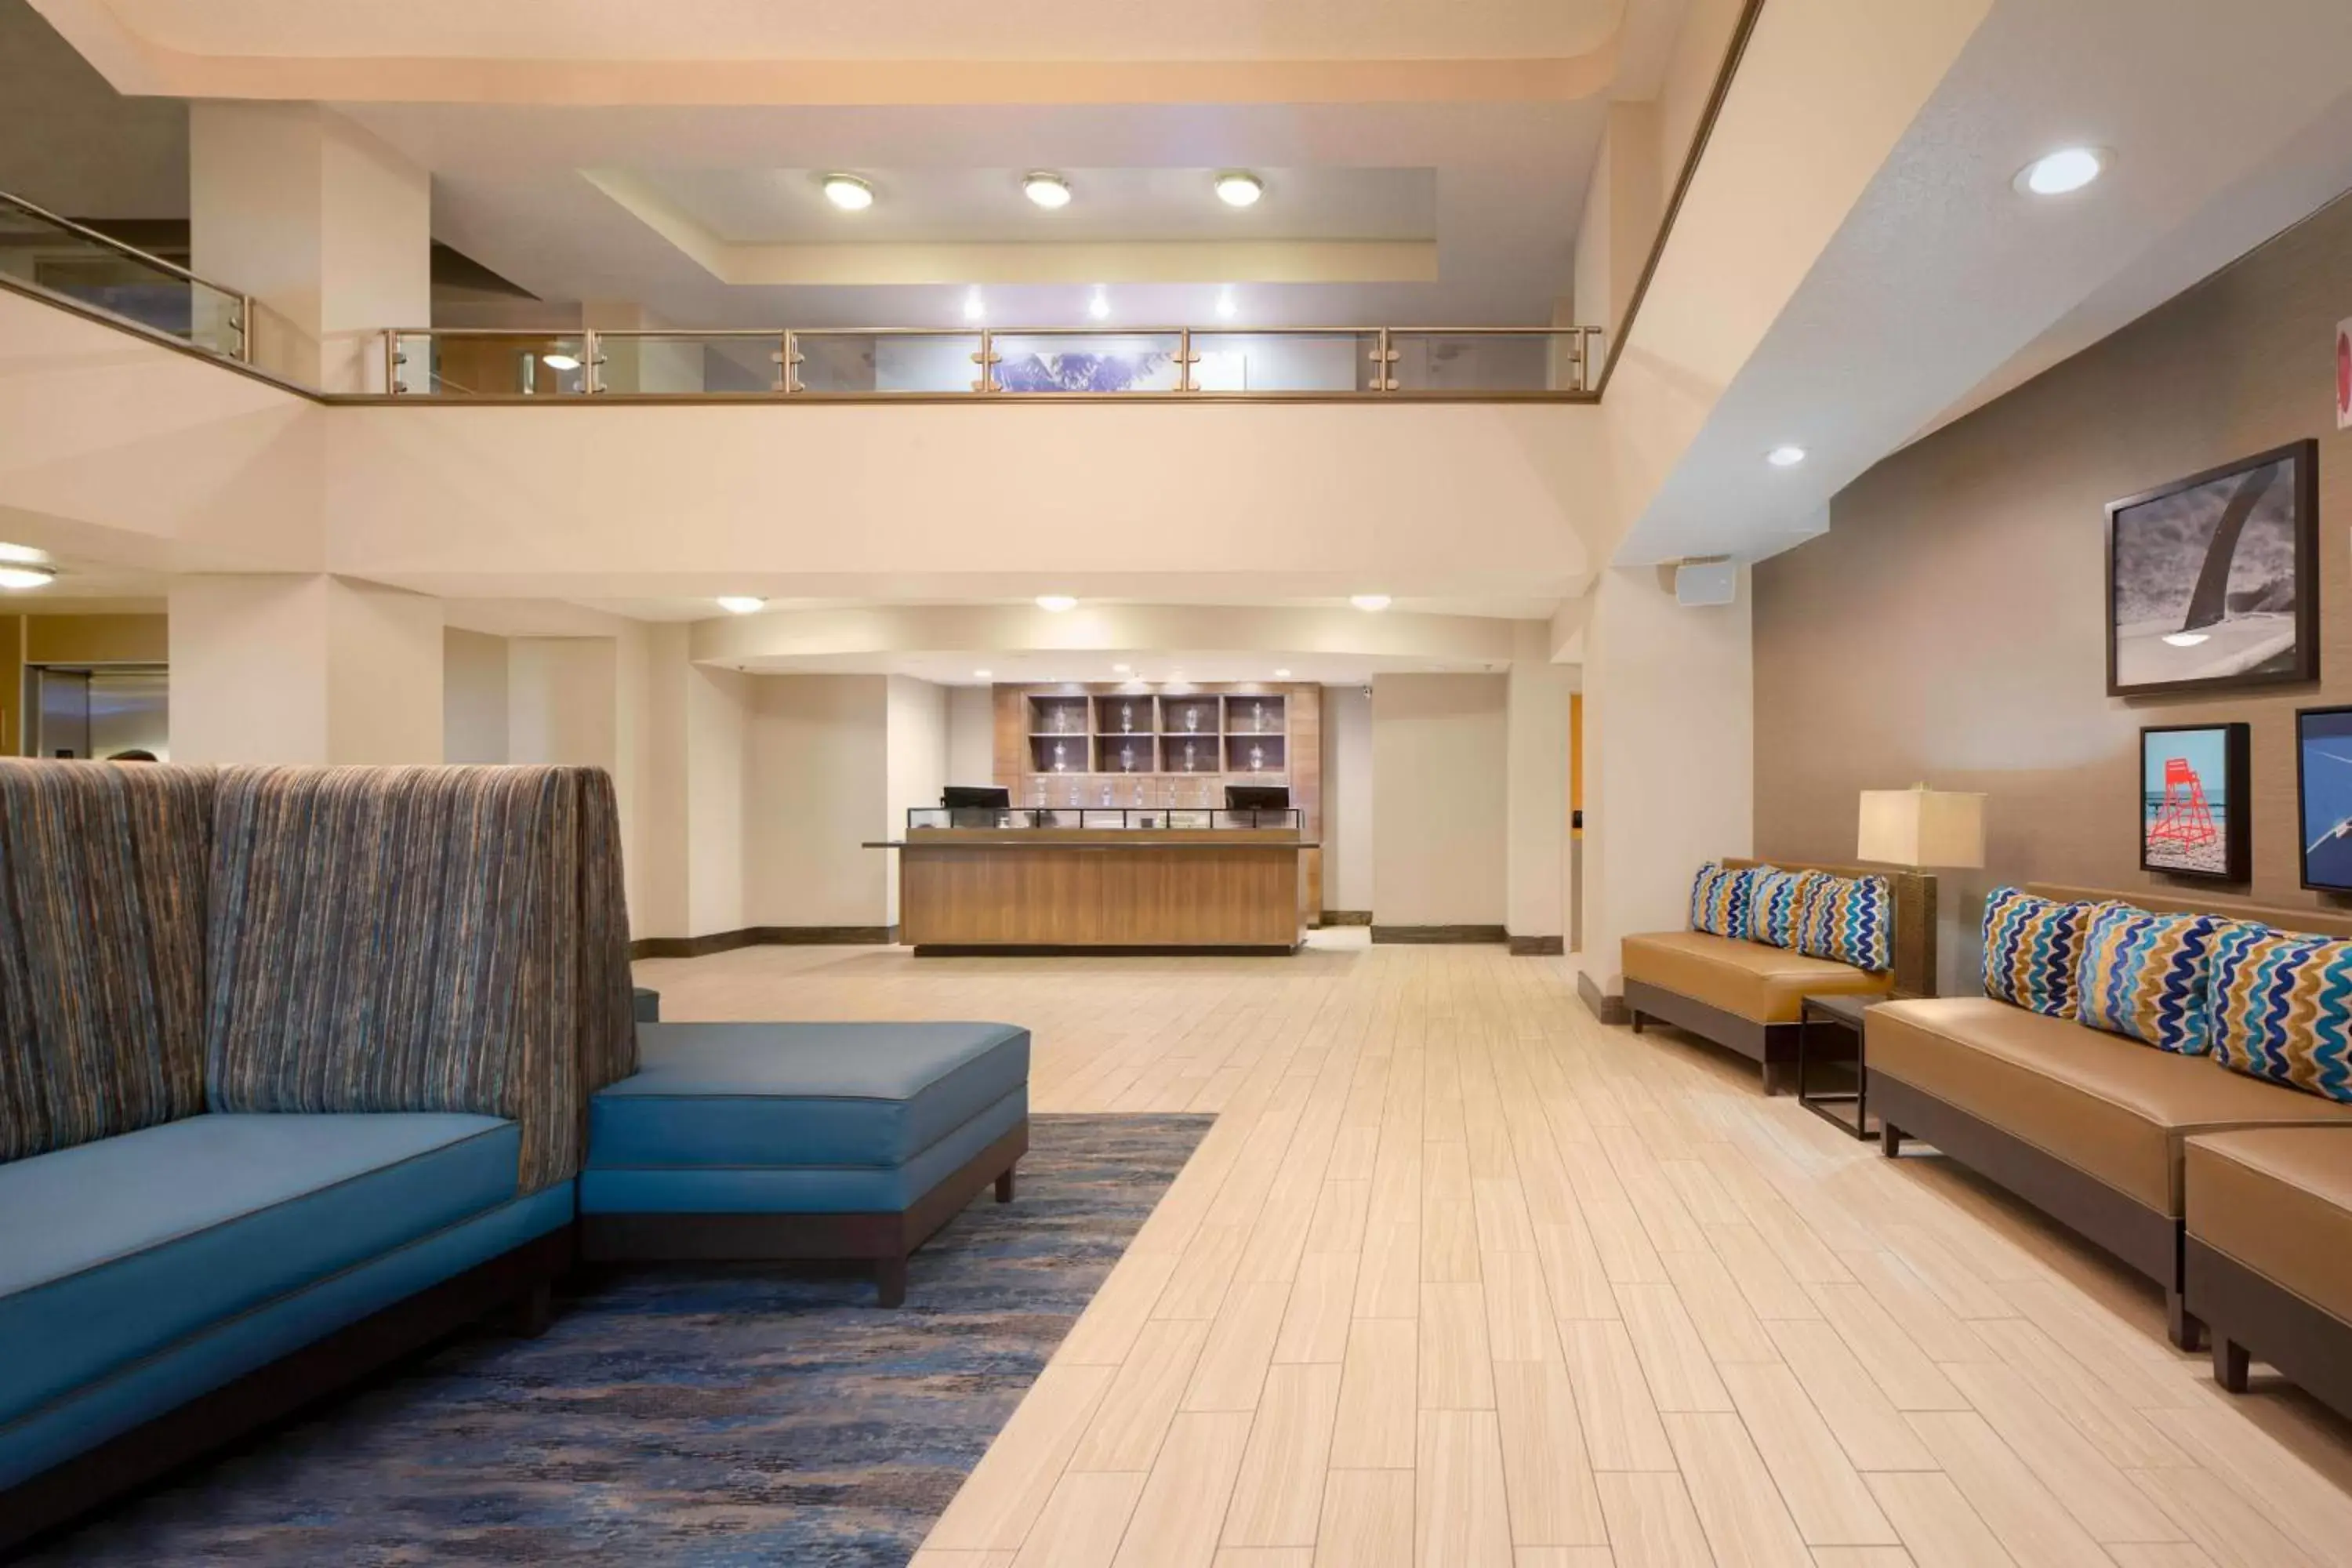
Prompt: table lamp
<box><xmin>1857</xmin><ymin>785</ymin><xmax>1987</xmax><ymax>996</ymax></box>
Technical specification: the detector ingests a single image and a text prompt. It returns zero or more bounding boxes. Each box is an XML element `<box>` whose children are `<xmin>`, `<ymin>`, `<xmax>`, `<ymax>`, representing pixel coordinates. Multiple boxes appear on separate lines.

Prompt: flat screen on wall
<box><xmin>2298</xmin><ymin>707</ymin><xmax>2352</xmax><ymax>891</ymax></box>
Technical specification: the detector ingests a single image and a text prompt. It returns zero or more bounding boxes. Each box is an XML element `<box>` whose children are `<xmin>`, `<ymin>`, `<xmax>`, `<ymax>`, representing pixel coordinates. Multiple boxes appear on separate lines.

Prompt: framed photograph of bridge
<box><xmin>2296</xmin><ymin>706</ymin><xmax>2352</xmax><ymax>891</ymax></box>
<box><xmin>2140</xmin><ymin>723</ymin><xmax>2249</xmax><ymax>882</ymax></box>
<box><xmin>2107</xmin><ymin>439</ymin><xmax>2318</xmax><ymax>697</ymax></box>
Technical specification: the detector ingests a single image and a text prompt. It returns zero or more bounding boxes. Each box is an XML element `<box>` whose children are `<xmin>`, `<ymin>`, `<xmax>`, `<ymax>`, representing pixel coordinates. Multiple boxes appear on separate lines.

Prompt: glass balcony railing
<box><xmin>0</xmin><ymin>191</ymin><xmax>247</xmax><ymax>361</ymax></box>
<box><xmin>376</xmin><ymin>324</ymin><xmax>1602</xmax><ymax>399</ymax></box>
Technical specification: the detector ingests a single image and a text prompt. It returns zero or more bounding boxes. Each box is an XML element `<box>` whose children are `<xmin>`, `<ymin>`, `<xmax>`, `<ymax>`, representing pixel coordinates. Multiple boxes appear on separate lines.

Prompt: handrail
<box><xmin>0</xmin><ymin>191</ymin><xmax>250</xmax><ymax>362</ymax></box>
<box><xmin>379</xmin><ymin>322</ymin><xmax>1602</xmax><ymax>398</ymax></box>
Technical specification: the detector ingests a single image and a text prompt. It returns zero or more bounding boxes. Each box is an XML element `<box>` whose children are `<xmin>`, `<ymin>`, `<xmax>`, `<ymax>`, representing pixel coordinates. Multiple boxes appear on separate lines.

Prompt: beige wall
<box><xmin>1580</xmin><ymin>564</ymin><xmax>1752</xmax><ymax>990</ymax></box>
<box><xmin>1506</xmin><ymin>642</ymin><xmax>1575</xmax><ymax>942</ymax></box>
<box><xmin>1321</xmin><ymin>682</ymin><xmax>1375</xmax><ymax>915</ymax></box>
<box><xmin>884</xmin><ymin>675</ymin><xmax>949</xmax><ymax>926</ymax></box>
<box><xmin>1755</xmin><ymin>191</ymin><xmax>2352</xmax><ymax>993</ymax></box>
<box><xmin>1372</xmin><ymin>673</ymin><xmax>1508</xmax><ymax>927</ymax></box>
<box><xmin>946</xmin><ymin>683</ymin><xmax>996</xmax><ymax>789</ymax></box>
<box><xmin>684</xmin><ymin>662</ymin><xmax>750</xmax><ymax>938</ymax></box>
<box><xmin>745</xmin><ymin>674</ymin><xmax>891</xmax><ymax>930</ymax></box>
<box><xmin>507</xmin><ymin>637</ymin><xmax>618</xmax><ymax>773</ymax></box>
<box><xmin>442</xmin><ymin>626</ymin><xmax>510</xmax><ymax>763</ymax></box>
<box><xmin>168</xmin><ymin>574</ymin><xmax>439</xmax><ymax>763</ymax></box>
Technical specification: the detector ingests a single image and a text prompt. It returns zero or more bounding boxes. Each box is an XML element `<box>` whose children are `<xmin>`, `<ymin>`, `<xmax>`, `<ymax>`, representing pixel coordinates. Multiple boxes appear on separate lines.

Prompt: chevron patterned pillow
<box><xmin>2209</xmin><ymin>923</ymin><xmax>2352</xmax><ymax>1102</ymax></box>
<box><xmin>1797</xmin><ymin>873</ymin><xmax>1893</xmax><ymax>973</ymax></box>
<box><xmin>2073</xmin><ymin>903</ymin><xmax>2220</xmax><ymax>1053</ymax></box>
<box><xmin>1744</xmin><ymin>867</ymin><xmax>1828</xmax><ymax>950</ymax></box>
<box><xmin>1689</xmin><ymin>862</ymin><xmax>1755</xmax><ymax>938</ymax></box>
<box><xmin>1980</xmin><ymin>886</ymin><xmax>2093</xmax><ymax>1018</ymax></box>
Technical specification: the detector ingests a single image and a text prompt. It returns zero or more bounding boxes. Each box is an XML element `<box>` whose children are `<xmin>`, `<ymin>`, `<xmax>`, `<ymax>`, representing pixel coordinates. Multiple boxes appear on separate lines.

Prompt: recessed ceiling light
<box><xmin>1023</xmin><ymin>172</ymin><xmax>1073</xmax><ymax>209</ymax></box>
<box><xmin>1214</xmin><ymin>172</ymin><xmax>1264</xmax><ymax>208</ymax></box>
<box><xmin>1766</xmin><ymin>445</ymin><xmax>1808</xmax><ymax>468</ymax></box>
<box><xmin>540</xmin><ymin>353</ymin><xmax>581</xmax><ymax>371</ymax></box>
<box><xmin>0</xmin><ymin>564</ymin><xmax>56</xmax><ymax>590</ymax></box>
<box><xmin>0</xmin><ymin>542</ymin><xmax>48</xmax><ymax>564</ymax></box>
<box><xmin>1036</xmin><ymin>594</ymin><xmax>1077</xmax><ymax>612</ymax></box>
<box><xmin>1274</xmin><ymin>668</ymin><xmax>1292</xmax><ymax>679</ymax></box>
<box><xmin>2016</xmin><ymin>147</ymin><xmax>2106</xmax><ymax>197</ymax></box>
<box><xmin>1215</xmin><ymin>287</ymin><xmax>1237</xmax><ymax>320</ymax></box>
<box><xmin>1350</xmin><ymin>593</ymin><xmax>1392</xmax><ymax>612</ymax></box>
<box><xmin>715</xmin><ymin>595</ymin><xmax>766</xmax><ymax>615</ymax></box>
<box><xmin>1088</xmin><ymin>287</ymin><xmax>1109</xmax><ymax>321</ymax></box>
<box><xmin>974</xmin><ymin>668</ymin><xmax>993</xmax><ymax>680</ymax></box>
<box><xmin>963</xmin><ymin>288</ymin><xmax>985</xmax><ymax>322</ymax></box>
<box><xmin>822</xmin><ymin>173</ymin><xmax>875</xmax><ymax>211</ymax></box>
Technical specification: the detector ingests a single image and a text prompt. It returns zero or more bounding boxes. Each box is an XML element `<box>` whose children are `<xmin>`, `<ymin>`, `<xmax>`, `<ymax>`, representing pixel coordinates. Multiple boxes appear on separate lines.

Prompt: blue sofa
<box><xmin>580</xmin><ymin>1021</ymin><xmax>1030</xmax><ymax>1305</ymax></box>
<box><xmin>0</xmin><ymin>762</ymin><xmax>636</xmax><ymax>1552</ymax></box>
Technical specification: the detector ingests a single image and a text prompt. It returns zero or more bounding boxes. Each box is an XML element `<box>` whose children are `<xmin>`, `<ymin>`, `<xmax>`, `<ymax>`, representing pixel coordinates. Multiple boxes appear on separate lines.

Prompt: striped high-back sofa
<box><xmin>0</xmin><ymin>760</ymin><xmax>637</xmax><ymax>1545</ymax></box>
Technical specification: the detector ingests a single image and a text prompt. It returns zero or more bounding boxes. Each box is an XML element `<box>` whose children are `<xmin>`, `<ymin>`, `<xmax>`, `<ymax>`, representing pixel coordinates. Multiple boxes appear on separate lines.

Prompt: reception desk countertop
<box><xmin>870</xmin><ymin>828</ymin><xmax>1311</xmax><ymax>954</ymax></box>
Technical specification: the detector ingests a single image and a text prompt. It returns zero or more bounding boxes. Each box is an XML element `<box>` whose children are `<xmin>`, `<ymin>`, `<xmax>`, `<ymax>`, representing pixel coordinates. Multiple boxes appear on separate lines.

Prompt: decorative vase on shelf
<box><xmin>1120</xmin><ymin>705</ymin><xmax>1133</xmax><ymax>733</ymax></box>
<box><xmin>1184</xmin><ymin>708</ymin><xmax>1199</xmax><ymax>732</ymax></box>
<box><xmin>1250</xmin><ymin>743</ymin><xmax>1264</xmax><ymax>772</ymax></box>
<box><xmin>1249</xmin><ymin>700</ymin><xmax>1263</xmax><ymax>732</ymax></box>
<box><xmin>1182</xmin><ymin>739</ymin><xmax>1197</xmax><ymax>771</ymax></box>
<box><xmin>1120</xmin><ymin>742</ymin><xmax>1134</xmax><ymax>771</ymax></box>
<box><xmin>1052</xmin><ymin>740</ymin><xmax>1067</xmax><ymax>772</ymax></box>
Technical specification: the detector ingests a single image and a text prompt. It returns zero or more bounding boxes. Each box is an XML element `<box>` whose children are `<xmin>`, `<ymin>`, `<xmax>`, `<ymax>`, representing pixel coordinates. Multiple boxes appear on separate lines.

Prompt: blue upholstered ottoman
<box><xmin>577</xmin><ymin>1022</ymin><xmax>1029</xmax><ymax>1304</ymax></box>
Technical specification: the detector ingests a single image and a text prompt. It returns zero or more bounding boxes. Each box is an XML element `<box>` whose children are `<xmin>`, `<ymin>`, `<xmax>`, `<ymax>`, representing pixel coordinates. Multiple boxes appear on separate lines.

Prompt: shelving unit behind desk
<box><xmin>873</xmin><ymin>811</ymin><xmax>1314</xmax><ymax>956</ymax></box>
<box><xmin>990</xmin><ymin>681</ymin><xmax>1323</xmax><ymax>923</ymax></box>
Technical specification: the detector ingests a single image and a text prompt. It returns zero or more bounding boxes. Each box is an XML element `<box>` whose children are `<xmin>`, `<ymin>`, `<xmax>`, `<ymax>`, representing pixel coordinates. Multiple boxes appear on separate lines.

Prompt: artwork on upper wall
<box><xmin>2107</xmin><ymin>439</ymin><xmax>2318</xmax><ymax>696</ymax></box>
<box><xmin>2297</xmin><ymin>706</ymin><xmax>2352</xmax><ymax>891</ymax></box>
<box><xmin>2140</xmin><ymin>723</ymin><xmax>2249</xmax><ymax>881</ymax></box>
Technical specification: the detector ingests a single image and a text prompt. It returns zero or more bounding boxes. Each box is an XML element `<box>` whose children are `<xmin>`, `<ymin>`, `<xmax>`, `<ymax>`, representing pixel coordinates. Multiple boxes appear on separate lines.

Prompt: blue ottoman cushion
<box><xmin>0</xmin><ymin>1112</ymin><xmax>519</xmax><ymax>1425</ymax></box>
<box><xmin>586</xmin><ymin>1021</ymin><xmax>1029</xmax><ymax>1171</ymax></box>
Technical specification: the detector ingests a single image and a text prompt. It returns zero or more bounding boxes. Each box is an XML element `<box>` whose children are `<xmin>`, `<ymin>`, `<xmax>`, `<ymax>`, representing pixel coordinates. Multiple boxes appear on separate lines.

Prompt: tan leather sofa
<box><xmin>2187</xmin><ymin>1128</ymin><xmax>2352</xmax><ymax>1417</ymax></box>
<box><xmin>1869</xmin><ymin>883</ymin><xmax>2352</xmax><ymax>1350</ymax></box>
<box><xmin>1624</xmin><ymin>858</ymin><xmax>1930</xmax><ymax>1092</ymax></box>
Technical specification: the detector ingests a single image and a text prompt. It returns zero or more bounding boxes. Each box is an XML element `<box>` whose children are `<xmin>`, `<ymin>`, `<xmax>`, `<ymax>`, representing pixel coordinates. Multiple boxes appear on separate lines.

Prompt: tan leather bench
<box><xmin>1622</xmin><ymin>858</ymin><xmax>1927</xmax><ymax>1093</ymax></box>
<box><xmin>1869</xmin><ymin>883</ymin><xmax>2352</xmax><ymax>1349</ymax></box>
<box><xmin>2187</xmin><ymin>1128</ymin><xmax>2352</xmax><ymax>1417</ymax></box>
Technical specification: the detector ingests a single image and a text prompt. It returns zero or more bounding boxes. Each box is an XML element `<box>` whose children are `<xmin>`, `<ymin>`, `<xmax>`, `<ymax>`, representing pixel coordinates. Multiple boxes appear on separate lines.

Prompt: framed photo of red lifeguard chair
<box><xmin>2140</xmin><ymin>723</ymin><xmax>2250</xmax><ymax>882</ymax></box>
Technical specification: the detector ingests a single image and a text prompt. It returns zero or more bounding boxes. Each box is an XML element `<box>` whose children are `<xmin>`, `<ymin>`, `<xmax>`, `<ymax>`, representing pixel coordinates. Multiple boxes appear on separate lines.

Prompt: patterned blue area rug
<box><xmin>36</xmin><ymin>1113</ymin><xmax>1210</xmax><ymax>1568</ymax></box>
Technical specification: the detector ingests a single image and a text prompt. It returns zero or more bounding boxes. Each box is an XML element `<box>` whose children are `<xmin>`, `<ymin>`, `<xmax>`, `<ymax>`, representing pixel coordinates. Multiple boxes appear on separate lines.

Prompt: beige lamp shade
<box><xmin>1857</xmin><ymin>786</ymin><xmax>1986</xmax><ymax>869</ymax></box>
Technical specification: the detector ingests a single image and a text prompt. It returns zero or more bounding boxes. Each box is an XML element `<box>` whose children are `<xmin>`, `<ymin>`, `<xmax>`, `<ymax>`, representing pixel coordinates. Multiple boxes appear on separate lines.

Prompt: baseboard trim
<box><xmin>1508</xmin><ymin>934</ymin><xmax>1566</xmax><ymax>957</ymax></box>
<box><xmin>1319</xmin><ymin>909</ymin><xmax>1374</xmax><ymax>927</ymax></box>
<box><xmin>1370</xmin><ymin>924</ymin><xmax>1509</xmax><ymax>946</ymax></box>
<box><xmin>631</xmin><ymin>925</ymin><xmax>900</xmax><ymax>960</ymax></box>
<box><xmin>1577</xmin><ymin>971</ymin><xmax>1629</xmax><ymax>1025</ymax></box>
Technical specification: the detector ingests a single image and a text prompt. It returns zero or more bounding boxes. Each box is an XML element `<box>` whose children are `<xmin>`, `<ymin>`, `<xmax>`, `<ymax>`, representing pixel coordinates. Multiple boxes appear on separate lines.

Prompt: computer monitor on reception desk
<box><xmin>1225</xmin><ymin>785</ymin><xmax>1289</xmax><ymax>811</ymax></box>
<box><xmin>942</xmin><ymin>786</ymin><xmax>1012</xmax><ymax>809</ymax></box>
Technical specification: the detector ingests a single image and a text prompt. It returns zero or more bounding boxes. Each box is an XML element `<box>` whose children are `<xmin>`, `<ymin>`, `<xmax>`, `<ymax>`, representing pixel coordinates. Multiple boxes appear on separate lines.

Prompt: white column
<box><xmin>1506</xmin><ymin>625</ymin><xmax>1576</xmax><ymax>951</ymax></box>
<box><xmin>1578</xmin><ymin>564</ymin><xmax>1753</xmax><ymax>1000</ymax></box>
<box><xmin>169</xmin><ymin>575</ymin><xmax>443</xmax><ymax>763</ymax></box>
<box><xmin>190</xmin><ymin>103</ymin><xmax>430</xmax><ymax>392</ymax></box>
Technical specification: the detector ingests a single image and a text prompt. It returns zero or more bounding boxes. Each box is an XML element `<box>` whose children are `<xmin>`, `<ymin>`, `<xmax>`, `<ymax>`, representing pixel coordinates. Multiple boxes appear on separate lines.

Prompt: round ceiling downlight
<box><xmin>1023</xmin><ymin>172</ymin><xmax>1073</xmax><ymax>209</ymax></box>
<box><xmin>1214</xmin><ymin>172</ymin><xmax>1265</xmax><ymax>208</ymax></box>
<box><xmin>822</xmin><ymin>174</ymin><xmax>875</xmax><ymax>211</ymax></box>
<box><xmin>2016</xmin><ymin>147</ymin><xmax>2106</xmax><ymax>196</ymax></box>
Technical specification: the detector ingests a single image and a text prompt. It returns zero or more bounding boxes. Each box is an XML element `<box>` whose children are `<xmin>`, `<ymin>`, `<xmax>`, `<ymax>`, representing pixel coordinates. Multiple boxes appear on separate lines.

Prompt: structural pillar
<box><xmin>168</xmin><ymin>575</ymin><xmax>444</xmax><ymax>764</ymax></box>
<box><xmin>1577</xmin><ymin>564</ymin><xmax>1753</xmax><ymax>1008</ymax></box>
<box><xmin>189</xmin><ymin>103</ymin><xmax>430</xmax><ymax>393</ymax></box>
<box><xmin>1506</xmin><ymin>622</ymin><xmax>1575</xmax><ymax>953</ymax></box>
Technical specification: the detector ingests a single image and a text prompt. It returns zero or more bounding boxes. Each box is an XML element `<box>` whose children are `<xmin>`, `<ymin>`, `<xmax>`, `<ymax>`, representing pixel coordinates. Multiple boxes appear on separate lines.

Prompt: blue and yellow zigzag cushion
<box><xmin>2209</xmin><ymin>923</ymin><xmax>2352</xmax><ymax>1102</ymax></box>
<box><xmin>1798</xmin><ymin>873</ymin><xmax>1893</xmax><ymax>974</ymax></box>
<box><xmin>2072</xmin><ymin>903</ymin><xmax>2220</xmax><ymax>1054</ymax></box>
<box><xmin>1745</xmin><ymin>867</ymin><xmax>1827</xmax><ymax>951</ymax></box>
<box><xmin>1980</xmin><ymin>886</ymin><xmax>2093</xmax><ymax>1019</ymax></box>
<box><xmin>1689</xmin><ymin>862</ymin><xmax>1754</xmax><ymax>938</ymax></box>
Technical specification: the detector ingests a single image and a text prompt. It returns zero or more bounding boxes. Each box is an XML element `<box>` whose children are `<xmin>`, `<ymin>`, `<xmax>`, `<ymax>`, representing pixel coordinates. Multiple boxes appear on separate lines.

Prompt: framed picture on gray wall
<box><xmin>2107</xmin><ymin>439</ymin><xmax>2318</xmax><ymax>696</ymax></box>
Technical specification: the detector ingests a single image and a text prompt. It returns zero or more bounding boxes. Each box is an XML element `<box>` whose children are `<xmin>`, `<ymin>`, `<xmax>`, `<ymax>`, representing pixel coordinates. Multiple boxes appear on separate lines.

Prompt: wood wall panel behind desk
<box><xmin>898</xmin><ymin>842</ymin><xmax>1304</xmax><ymax>950</ymax></box>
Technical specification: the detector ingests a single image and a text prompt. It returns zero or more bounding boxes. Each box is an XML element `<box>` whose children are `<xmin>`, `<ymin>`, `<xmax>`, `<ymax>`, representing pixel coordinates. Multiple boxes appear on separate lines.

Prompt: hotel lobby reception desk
<box><xmin>873</xmin><ymin>821</ymin><xmax>1312</xmax><ymax>954</ymax></box>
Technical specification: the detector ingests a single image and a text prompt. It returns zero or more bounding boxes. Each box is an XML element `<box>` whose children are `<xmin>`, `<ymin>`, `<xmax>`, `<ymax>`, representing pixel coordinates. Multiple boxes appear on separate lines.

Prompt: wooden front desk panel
<box><xmin>895</xmin><ymin>830</ymin><xmax>1306</xmax><ymax>951</ymax></box>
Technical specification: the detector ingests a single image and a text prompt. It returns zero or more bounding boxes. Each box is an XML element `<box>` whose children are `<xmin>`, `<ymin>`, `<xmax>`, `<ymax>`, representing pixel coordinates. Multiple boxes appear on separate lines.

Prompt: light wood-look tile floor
<box><xmin>638</xmin><ymin>935</ymin><xmax>2352</xmax><ymax>1568</ymax></box>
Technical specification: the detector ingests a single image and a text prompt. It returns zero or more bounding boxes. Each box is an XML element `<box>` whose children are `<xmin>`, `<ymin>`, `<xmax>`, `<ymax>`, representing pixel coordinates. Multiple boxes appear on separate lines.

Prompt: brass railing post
<box><xmin>1178</xmin><ymin>327</ymin><xmax>1194</xmax><ymax>394</ymax></box>
<box><xmin>975</xmin><ymin>328</ymin><xmax>998</xmax><ymax>394</ymax></box>
<box><xmin>583</xmin><ymin>328</ymin><xmax>604</xmax><ymax>394</ymax></box>
<box><xmin>777</xmin><ymin>330</ymin><xmax>797</xmax><ymax>394</ymax></box>
<box><xmin>383</xmin><ymin>328</ymin><xmax>399</xmax><ymax>395</ymax></box>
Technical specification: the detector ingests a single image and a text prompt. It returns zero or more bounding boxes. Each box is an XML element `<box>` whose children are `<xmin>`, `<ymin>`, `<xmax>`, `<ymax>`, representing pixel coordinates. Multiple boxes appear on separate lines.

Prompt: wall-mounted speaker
<box><xmin>1674</xmin><ymin>559</ymin><xmax>1737</xmax><ymax>607</ymax></box>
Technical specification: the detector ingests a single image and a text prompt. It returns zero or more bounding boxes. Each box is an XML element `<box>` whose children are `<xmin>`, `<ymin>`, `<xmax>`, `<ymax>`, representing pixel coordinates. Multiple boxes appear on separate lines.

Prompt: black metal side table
<box><xmin>1796</xmin><ymin>991</ymin><xmax>1885</xmax><ymax>1138</ymax></box>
